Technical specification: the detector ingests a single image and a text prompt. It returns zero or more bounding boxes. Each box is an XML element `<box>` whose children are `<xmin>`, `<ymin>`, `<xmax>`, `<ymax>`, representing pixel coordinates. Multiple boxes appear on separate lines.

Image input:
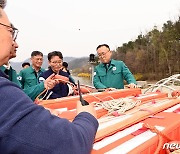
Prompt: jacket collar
<box><xmin>100</xmin><ymin>59</ymin><xmax>116</xmax><ymax>68</ymax></box>
<box><xmin>0</xmin><ymin>65</ymin><xmax>12</xmax><ymax>73</ymax></box>
<box><xmin>29</xmin><ymin>65</ymin><xmax>44</xmax><ymax>74</ymax></box>
<box><xmin>3</xmin><ymin>62</ymin><xmax>11</xmax><ymax>70</ymax></box>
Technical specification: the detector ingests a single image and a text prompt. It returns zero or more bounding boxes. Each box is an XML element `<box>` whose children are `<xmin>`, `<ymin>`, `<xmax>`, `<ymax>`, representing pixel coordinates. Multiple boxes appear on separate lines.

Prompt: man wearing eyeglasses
<box><xmin>18</xmin><ymin>51</ymin><xmax>48</xmax><ymax>100</ymax></box>
<box><xmin>0</xmin><ymin>36</ymin><xmax>57</xmax><ymax>101</ymax></box>
<box><xmin>0</xmin><ymin>1</ymin><xmax>98</xmax><ymax>153</ymax></box>
<box><xmin>0</xmin><ymin>4</ymin><xmax>16</xmax><ymax>66</ymax></box>
<box><xmin>0</xmin><ymin>27</ymin><xmax>21</xmax><ymax>87</ymax></box>
<box><xmin>39</xmin><ymin>51</ymin><xmax>76</xmax><ymax>99</ymax></box>
<box><xmin>18</xmin><ymin>51</ymin><xmax>44</xmax><ymax>88</ymax></box>
<box><xmin>93</xmin><ymin>44</ymin><xmax>137</xmax><ymax>90</ymax></box>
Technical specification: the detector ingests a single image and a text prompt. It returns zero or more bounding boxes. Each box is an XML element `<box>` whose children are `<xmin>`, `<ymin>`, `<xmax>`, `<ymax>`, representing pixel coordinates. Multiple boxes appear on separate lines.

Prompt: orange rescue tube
<box><xmin>54</xmin><ymin>74</ymin><xmax>69</xmax><ymax>83</ymax></box>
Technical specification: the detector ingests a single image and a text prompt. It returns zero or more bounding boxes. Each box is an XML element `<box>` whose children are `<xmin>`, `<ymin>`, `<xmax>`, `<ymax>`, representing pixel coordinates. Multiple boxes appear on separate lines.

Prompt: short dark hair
<box><xmin>22</xmin><ymin>62</ymin><xmax>30</xmax><ymax>68</ymax></box>
<box><xmin>96</xmin><ymin>44</ymin><xmax>110</xmax><ymax>51</ymax></box>
<box><xmin>63</xmin><ymin>62</ymin><xmax>68</xmax><ymax>68</ymax></box>
<box><xmin>31</xmin><ymin>51</ymin><xmax>43</xmax><ymax>57</ymax></box>
<box><xmin>48</xmin><ymin>51</ymin><xmax>63</xmax><ymax>61</ymax></box>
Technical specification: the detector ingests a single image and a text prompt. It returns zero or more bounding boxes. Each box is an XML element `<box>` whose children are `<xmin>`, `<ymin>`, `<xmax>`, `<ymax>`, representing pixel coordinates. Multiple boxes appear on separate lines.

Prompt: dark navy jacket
<box><xmin>0</xmin><ymin>70</ymin><xmax>98</xmax><ymax>154</ymax></box>
<box><xmin>39</xmin><ymin>68</ymin><xmax>69</xmax><ymax>99</ymax></box>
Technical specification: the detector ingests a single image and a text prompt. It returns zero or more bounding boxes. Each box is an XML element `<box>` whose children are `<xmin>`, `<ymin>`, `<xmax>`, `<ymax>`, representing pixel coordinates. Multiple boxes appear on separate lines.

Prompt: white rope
<box><xmin>40</xmin><ymin>87</ymin><xmax>49</xmax><ymax>100</ymax></box>
<box><xmin>94</xmin><ymin>98</ymin><xmax>141</xmax><ymax>115</ymax></box>
<box><xmin>144</xmin><ymin>74</ymin><xmax>180</xmax><ymax>94</ymax></box>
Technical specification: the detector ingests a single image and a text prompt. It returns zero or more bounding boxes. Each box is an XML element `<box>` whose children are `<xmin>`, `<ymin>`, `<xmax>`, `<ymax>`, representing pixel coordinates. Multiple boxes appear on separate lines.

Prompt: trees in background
<box><xmin>112</xmin><ymin>16</ymin><xmax>180</xmax><ymax>80</ymax></box>
<box><xmin>69</xmin><ymin>16</ymin><xmax>180</xmax><ymax>81</ymax></box>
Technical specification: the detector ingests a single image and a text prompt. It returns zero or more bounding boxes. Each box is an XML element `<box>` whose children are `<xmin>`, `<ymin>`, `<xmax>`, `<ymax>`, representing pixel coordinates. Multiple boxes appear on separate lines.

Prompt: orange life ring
<box><xmin>54</xmin><ymin>74</ymin><xmax>69</xmax><ymax>84</ymax></box>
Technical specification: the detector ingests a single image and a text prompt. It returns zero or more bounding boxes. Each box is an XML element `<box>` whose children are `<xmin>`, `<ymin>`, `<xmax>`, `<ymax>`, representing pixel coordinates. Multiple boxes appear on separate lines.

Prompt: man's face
<box><xmin>31</xmin><ymin>55</ymin><xmax>43</xmax><ymax>69</ymax></box>
<box><xmin>97</xmin><ymin>46</ymin><xmax>112</xmax><ymax>64</ymax></box>
<box><xmin>0</xmin><ymin>8</ymin><xmax>14</xmax><ymax>66</ymax></box>
<box><xmin>48</xmin><ymin>56</ymin><xmax>63</xmax><ymax>73</ymax></box>
<box><xmin>9</xmin><ymin>41</ymin><xmax>19</xmax><ymax>59</ymax></box>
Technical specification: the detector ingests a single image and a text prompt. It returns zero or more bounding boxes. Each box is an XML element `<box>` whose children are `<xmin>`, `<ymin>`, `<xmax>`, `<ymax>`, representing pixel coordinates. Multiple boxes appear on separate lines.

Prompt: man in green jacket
<box><xmin>93</xmin><ymin>44</ymin><xmax>137</xmax><ymax>90</ymax></box>
<box><xmin>18</xmin><ymin>51</ymin><xmax>45</xmax><ymax>89</ymax></box>
<box><xmin>1</xmin><ymin>34</ymin><xmax>57</xmax><ymax>101</ymax></box>
<box><xmin>18</xmin><ymin>51</ymin><xmax>51</xmax><ymax>100</ymax></box>
<box><xmin>0</xmin><ymin>34</ymin><xmax>22</xmax><ymax>88</ymax></box>
<box><xmin>0</xmin><ymin>63</ymin><xmax>49</xmax><ymax>101</ymax></box>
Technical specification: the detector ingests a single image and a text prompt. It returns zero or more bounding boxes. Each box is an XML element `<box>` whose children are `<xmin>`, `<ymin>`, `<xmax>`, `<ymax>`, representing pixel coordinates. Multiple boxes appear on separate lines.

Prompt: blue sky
<box><xmin>5</xmin><ymin>0</ymin><xmax>180</xmax><ymax>62</ymax></box>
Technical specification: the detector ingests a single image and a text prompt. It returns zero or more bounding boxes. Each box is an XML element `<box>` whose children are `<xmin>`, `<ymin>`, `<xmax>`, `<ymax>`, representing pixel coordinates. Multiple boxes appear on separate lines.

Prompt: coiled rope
<box><xmin>94</xmin><ymin>98</ymin><xmax>141</xmax><ymax>115</ymax></box>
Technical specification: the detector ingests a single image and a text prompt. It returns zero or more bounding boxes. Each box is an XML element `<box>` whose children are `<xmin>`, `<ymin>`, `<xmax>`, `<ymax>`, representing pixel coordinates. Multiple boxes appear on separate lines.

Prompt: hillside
<box><xmin>68</xmin><ymin>57</ymin><xmax>89</xmax><ymax>70</ymax></box>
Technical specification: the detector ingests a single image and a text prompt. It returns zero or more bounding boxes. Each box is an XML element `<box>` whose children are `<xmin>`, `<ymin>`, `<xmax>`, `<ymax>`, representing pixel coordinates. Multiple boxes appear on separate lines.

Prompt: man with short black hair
<box><xmin>19</xmin><ymin>51</ymin><xmax>44</xmax><ymax>87</ymax></box>
<box><xmin>18</xmin><ymin>51</ymin><xmax>46</xmax><ymax>100</ymax></box>
<box><xmin>0</xmin><ymin>33</ymin><xmax>21</xmax><ymax>87</ymax></box>
<box><xmin>39</xmin><ymin>51</ymin><xmax>70</xmax><ymax>99</ymax></box>
<box><xmin>93</xmin><ymin>44</ymin><xmax>137</xmax><ymax>90</ymax></box>
<box><xmin>0</xmin><ymin>38</ymin><xmax>56</xmax><ymax>101</ymax></box>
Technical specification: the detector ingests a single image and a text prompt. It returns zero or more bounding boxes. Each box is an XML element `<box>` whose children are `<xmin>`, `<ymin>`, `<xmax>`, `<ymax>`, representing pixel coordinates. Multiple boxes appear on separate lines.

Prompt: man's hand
<box><xmin>44</xmin><ymin>74</ymin><xmax>58</xmax><ymax>90</ymax></box>
<box><xmin>73</xmin><ymin>86</ymin><xmax>79</xmax><ymax>95</ymax></box>
<box><xmin>128</xmin><ymin>83</ymin><xmax>137</xmax><ymax>88</ymax></box>
<box><xmin>104</xmin><ymin>87</ymin><xmax>116</xmax><ymax>91</ymax></box>
<box><xmin>76</xmin><ymin>101</ymin><xmax>97</xmax><ymax>118</ymax></box>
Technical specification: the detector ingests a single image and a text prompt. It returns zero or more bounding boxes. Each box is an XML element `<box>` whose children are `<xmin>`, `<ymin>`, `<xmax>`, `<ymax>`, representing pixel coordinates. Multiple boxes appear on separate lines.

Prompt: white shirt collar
<box><xmin>3</xmin><ymin>62</ymin><xmax>11</xmax><ymax>70</ymax></box>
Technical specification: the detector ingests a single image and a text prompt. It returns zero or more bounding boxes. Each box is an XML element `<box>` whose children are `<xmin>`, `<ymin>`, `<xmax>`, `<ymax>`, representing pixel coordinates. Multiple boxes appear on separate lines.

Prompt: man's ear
<box><xmin>109</xmin><ymin>50</ymin><xmax>113</xmax><ymax>56</ymax></box>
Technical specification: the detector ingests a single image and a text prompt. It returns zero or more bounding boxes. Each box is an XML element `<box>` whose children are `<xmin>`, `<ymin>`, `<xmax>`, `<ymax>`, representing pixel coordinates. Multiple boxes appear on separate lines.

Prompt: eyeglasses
<box><xmin>0</xmin><ymin>22</ymin><xmax>19</xmax><ymax>41</ymax></box>
<box><xmin>50</xmin><ymin>61</ymin><xmax>62</xmax><ymax>64</ymax></box>
<box><xmin>98</xmin><ymin>50</ymin><xmax>109</xmax><ymax>58</ymax></box>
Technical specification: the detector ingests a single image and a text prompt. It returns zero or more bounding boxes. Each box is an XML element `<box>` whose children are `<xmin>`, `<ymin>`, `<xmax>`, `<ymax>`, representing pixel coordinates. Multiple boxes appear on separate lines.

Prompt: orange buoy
<box><xmin>54</xmin><ymin>74</ymin><xmax>69</xmax><ymax>83</ymax></box>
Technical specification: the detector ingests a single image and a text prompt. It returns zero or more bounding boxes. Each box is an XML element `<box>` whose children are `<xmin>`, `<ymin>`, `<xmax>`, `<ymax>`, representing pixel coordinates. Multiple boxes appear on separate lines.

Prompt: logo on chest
<box><xmin>112</xmin><ymin>67</ymin><xmax>116</xmax><ymax>71</ymax></box>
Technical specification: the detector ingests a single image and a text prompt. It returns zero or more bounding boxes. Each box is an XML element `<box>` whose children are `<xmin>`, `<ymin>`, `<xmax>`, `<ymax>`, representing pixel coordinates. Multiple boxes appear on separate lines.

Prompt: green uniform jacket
<box><xmin>0</xmin><ymin>65</ymin><xmax>22</xmax><ymax>88</ymax></box>
<box><xmin>18</xmin><ymin>66</ymin><xmax>45</xmax><ymax>101</ymax></box>
<box><xmin>0</xmin><ymin>65</ymin><xmax>45</xmax><ymax>101</ymax></box>
<box><xmin>93</xmin><ymin>59</ymin><xmax>137</xmax><ymax>89</ymax></box>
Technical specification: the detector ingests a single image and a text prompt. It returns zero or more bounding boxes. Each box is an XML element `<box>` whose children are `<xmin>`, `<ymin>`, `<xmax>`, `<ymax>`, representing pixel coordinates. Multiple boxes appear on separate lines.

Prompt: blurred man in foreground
<box><xmin>0</xmin><ymin>29</ymin><xmax>57</xmax><ymax>101</ymax></box>
<box><xmin>0</xmin><ymin>1</ymin><xmax>98</xmax><ymax>153</ymax></box>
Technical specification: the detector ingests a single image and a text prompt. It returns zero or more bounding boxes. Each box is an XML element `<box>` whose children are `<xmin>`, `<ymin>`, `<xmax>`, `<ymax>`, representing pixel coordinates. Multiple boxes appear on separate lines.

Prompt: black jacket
<box><xmin>39</xmin><ymin>68</ymin><xmax>69</xmax><ymax>99</ymax></box>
